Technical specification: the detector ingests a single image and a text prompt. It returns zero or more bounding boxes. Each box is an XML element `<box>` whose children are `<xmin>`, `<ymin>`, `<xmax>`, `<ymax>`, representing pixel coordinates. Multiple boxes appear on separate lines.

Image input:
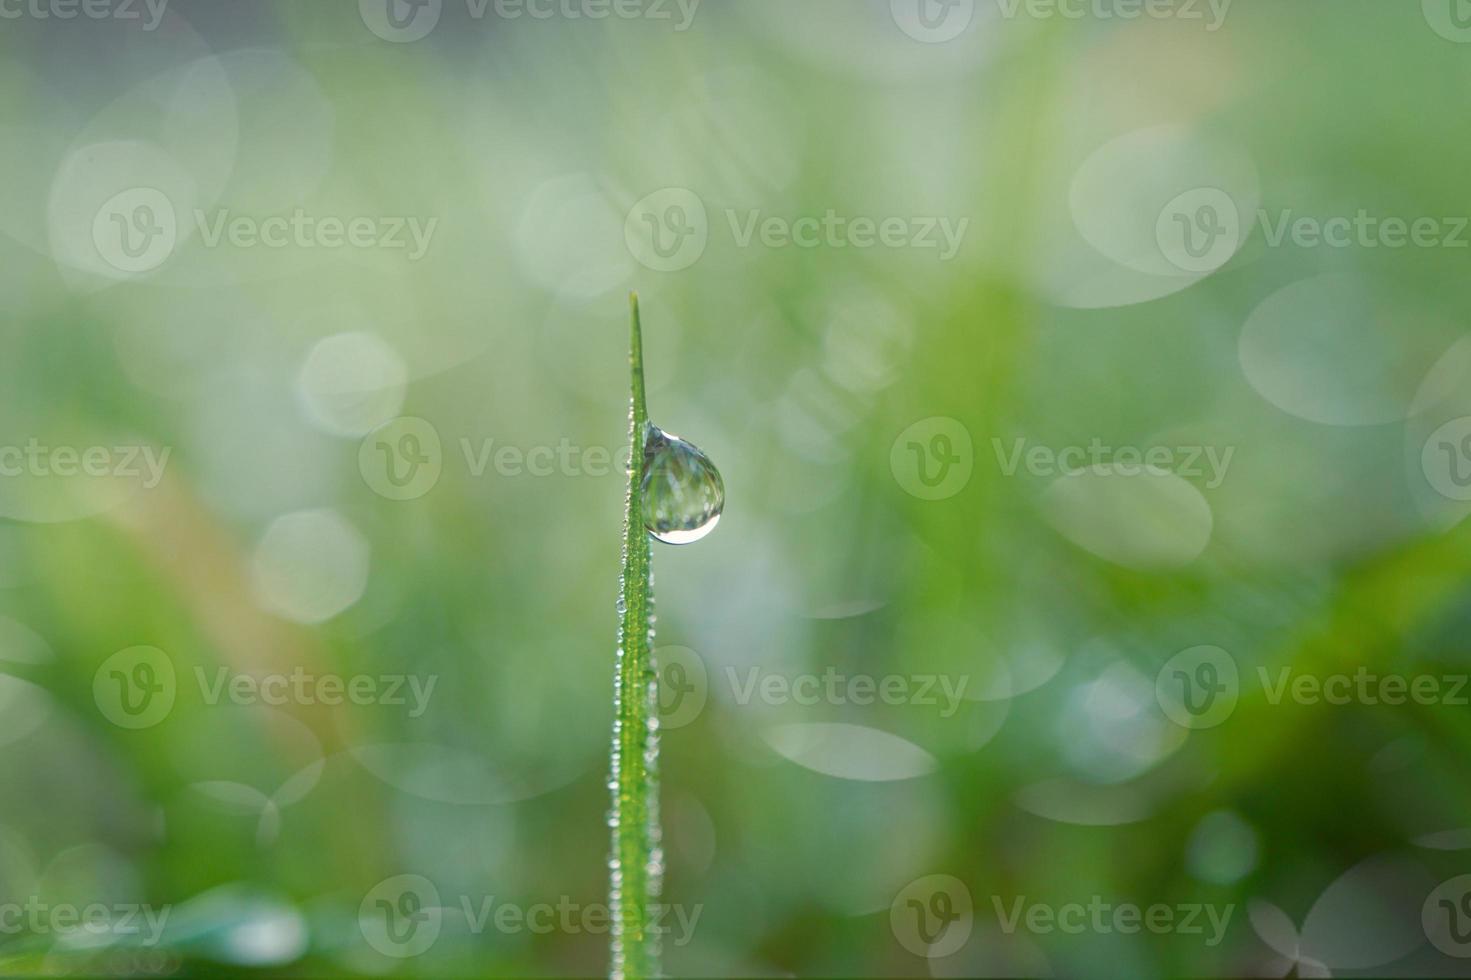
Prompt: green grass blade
<box><xmin>609</xmin><ymin>292</ymin><xmax>661</xmax><ymax>979</ymax></box>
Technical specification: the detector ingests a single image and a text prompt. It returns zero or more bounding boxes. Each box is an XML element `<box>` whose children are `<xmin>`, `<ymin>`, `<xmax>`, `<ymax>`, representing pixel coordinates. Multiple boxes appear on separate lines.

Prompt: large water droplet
<box><xmin>642</xmin><ymin>426</ymin><xmax>724</xmax><ymax>545</ymax></box>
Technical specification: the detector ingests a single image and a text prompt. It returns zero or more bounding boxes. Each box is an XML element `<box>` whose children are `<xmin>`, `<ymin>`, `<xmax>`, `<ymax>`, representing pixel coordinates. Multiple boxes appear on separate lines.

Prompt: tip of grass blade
<box><xmin>629</xmin><ymin>292</ymin><xmax>647</xmax><ymax>424</ymax></box>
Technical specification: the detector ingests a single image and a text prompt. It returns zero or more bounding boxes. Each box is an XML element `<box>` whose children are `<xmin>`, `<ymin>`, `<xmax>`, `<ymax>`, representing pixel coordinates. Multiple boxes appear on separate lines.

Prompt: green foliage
<box><xmin>609</xmin><ymin>293</ymin><xmax>660</xmax><ymax>979</ymax></box>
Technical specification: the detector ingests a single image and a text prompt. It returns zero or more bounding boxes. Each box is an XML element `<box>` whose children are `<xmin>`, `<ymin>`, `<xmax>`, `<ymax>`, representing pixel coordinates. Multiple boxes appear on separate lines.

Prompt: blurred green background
<box><xmin>3</xmin><ymin>0</ymin><xmax>1471</xmax><ymax>976</ymax></box>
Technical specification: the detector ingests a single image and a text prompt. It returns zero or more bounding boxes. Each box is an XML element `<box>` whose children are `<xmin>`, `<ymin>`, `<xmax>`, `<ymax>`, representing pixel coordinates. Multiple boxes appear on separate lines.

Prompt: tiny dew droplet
<box><xmin>642</xmin><ymin>425</ymin><xmax>724</xmax><ymax>545</ymax></box>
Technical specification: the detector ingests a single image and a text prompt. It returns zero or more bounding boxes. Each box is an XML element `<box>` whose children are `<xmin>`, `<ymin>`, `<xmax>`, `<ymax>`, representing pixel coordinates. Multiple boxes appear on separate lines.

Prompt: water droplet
<box><xmin>641</xmin><ymin>426</ymin><xmax>724</xmax><ymax>545</ymax></box>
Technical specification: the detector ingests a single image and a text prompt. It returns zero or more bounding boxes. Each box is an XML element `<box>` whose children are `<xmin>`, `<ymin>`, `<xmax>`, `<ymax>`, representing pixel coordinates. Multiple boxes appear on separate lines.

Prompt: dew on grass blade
<box><xmin>641</xmin><ymin>426</ymin><xmax>724</xmax><ymax>545</ymax></box>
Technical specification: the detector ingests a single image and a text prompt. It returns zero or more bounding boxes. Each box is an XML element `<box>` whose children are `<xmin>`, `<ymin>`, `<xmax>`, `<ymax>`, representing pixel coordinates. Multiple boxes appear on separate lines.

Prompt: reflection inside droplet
<box><xmin>641</xmin><ymin>425</ymin><xmax>724</xmax><ymax>545</ymax></box>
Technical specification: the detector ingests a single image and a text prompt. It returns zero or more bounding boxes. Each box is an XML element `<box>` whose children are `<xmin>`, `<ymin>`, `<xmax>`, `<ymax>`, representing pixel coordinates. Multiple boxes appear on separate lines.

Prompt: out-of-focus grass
<box><xmin>0</xmin><ymin>1</ymin><xmax>1469</xmax><ymax>977</ymax></box>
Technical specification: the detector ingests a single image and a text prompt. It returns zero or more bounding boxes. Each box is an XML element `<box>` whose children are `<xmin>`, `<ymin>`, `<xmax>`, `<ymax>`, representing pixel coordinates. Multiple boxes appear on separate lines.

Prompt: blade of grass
<box><xmin>609</xmin><ymin>292</ymin><xmax>661</xmax><ymax>979</ymax></box>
